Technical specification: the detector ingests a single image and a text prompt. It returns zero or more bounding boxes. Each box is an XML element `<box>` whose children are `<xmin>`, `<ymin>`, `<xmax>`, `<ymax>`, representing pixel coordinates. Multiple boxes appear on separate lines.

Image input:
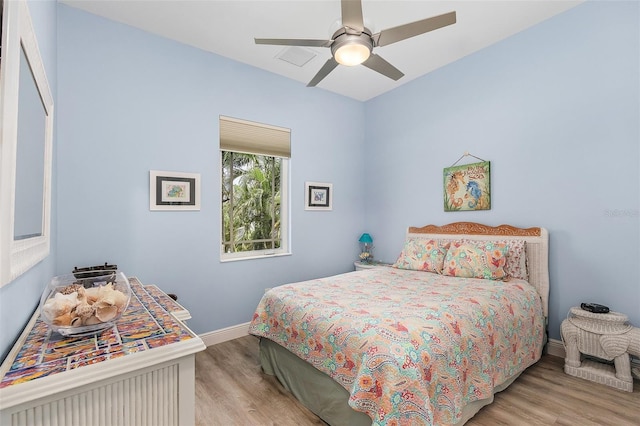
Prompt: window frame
<box><xmin>219</xmin><ymin>150</ymin><xmax>290</xmax><ymax>262</ymax></box>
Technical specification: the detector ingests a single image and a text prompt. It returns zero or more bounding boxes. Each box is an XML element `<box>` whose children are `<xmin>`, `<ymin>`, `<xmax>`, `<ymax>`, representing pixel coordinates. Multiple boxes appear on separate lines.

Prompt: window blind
<box><xmin>220</xmin><ymin>116</ymin><xmax>291</xmax><ymax>158</ymax></box>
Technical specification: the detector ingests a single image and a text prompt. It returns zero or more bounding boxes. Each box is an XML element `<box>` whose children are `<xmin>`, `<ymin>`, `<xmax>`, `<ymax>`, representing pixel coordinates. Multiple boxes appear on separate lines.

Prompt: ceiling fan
<box><xmin>255</xmin><ymin>0</ymin><xmax>456</xmax><ymax>87</ymax></box>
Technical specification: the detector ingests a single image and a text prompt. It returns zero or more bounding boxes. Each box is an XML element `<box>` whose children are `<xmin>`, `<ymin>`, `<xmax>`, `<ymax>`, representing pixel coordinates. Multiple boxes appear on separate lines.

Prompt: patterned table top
<box><xmin>144</xmin><ymin>284</ymin><xmax>191</xmax><ymax>321</ymax></box>
<box><xmin>0</xmin><ymin>277</ymin><xmax>195</xmax><ymax>389</ymax></box>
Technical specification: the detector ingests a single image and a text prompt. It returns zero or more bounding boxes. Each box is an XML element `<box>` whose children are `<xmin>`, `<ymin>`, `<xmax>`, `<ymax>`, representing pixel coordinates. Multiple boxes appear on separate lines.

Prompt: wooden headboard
<box><xmin>407</xmin><ymin>222</ymin><xmax>550</xmax><ymax>317</ymax></box>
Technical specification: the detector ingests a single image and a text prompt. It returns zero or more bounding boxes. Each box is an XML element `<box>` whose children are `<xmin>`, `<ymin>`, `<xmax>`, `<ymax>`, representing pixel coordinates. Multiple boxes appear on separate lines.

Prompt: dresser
<box><xmin>0</xmin><ymin>277</ymin><xmax>206</xmax><ymax>425</ymax></box>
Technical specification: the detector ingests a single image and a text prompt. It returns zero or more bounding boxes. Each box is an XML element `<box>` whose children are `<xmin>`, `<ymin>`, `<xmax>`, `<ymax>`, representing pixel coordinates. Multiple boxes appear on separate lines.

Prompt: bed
<box><xmin>249</xmin><ymin>222</ymin><xmax>549</xmax><ymax>425</ymax></box>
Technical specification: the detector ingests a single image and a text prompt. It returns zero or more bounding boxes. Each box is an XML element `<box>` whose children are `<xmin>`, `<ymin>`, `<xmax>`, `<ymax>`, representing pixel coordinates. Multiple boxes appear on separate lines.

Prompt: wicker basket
<box><xmin>568</xmin><ymin>307</ymin><xmax>632</xmax><ymax>335</ymax></box>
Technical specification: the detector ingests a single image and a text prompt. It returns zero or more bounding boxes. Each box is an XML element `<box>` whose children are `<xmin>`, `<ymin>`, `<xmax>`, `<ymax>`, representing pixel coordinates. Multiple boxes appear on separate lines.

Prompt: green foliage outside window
<box><xmin>222</xmin><ymin>151</ymin><xmax>282</xmax><ymax>253</ymax></box>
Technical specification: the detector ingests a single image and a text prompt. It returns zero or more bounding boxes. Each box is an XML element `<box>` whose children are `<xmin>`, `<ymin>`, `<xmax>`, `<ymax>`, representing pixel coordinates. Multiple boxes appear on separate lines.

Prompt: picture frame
<box><xmin>150</xmin><ymin>170</ymin><xmax>201</xmax><ymax>211</ymax></box>
<box><xmin>305</xmin><ymin>182</ymin><xmax>332</xmax><ymax>211</ymax></box>
<box><xmin>443</xmin><ymin>161</ymin><xmax>491</xmax><ymax>211</ymax></box>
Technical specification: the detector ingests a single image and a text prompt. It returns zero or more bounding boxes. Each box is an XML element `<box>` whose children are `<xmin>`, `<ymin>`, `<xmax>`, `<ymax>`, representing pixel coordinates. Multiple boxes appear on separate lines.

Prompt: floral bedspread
<box><xmin>249</xmin><ymin>268</ymin><xmax>544</xmax><ymax>425</ymax></box>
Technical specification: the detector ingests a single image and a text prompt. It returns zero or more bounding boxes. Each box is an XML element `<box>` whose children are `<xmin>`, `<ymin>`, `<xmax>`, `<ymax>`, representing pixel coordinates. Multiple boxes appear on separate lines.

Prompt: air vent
<box><xmin>276</xmin><ymin>46</ymin><xmax>316</xmax><ymax>67</ymax></box>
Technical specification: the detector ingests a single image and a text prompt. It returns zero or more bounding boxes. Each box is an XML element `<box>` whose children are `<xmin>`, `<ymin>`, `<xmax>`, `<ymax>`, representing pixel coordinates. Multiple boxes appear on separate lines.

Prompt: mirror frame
<box><xmin>0</xmin><ymin>0</ymin><xmax>54</xmax><ymax>286</ymax></box>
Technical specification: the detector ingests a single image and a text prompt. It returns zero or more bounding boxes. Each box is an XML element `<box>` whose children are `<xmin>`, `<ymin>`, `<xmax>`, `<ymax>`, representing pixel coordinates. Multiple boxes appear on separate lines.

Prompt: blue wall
<box><xmin>55</xmin><ymin>5</ymin><xmax>366</xmax><ymax>337</ymax></box>
<box><xmin>0</xmin><ymin>0</ymin><xmax>58</xmax><ymax>361</ymax></box>
<box><xmin>1</xmin><ymin>1</ymin><xmax>638</xmax><ymax>360</ymax></box>
<box><xmin>365</xmin><ymin>1</ymin><xmax>639</xmax><ymax>340</ymax></box>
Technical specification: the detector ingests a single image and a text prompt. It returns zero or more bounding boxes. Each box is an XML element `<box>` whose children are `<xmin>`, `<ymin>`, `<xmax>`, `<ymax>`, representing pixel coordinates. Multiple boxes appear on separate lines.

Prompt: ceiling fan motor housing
<box><xmin>330</xmin><ymin>27</ymin><xmax>373</xmax><ymax>66</ymax></box>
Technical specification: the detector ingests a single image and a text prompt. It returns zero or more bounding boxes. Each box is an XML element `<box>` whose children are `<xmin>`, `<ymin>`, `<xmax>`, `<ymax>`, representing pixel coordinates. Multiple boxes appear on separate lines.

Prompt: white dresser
<box><xmin>0</xmin><ymin>277</ymin><xmax>205</xmax><ymax>425</ymax></box>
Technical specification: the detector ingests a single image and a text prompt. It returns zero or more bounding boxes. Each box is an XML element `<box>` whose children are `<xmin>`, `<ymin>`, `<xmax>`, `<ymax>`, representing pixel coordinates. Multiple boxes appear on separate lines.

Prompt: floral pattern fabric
<box><xmin>392</xmin><ymin>238</ymin><xmax>450</xmax><ymax>273</ymax></box>
<box><xmin>442</xmin><ymin>241</ymin><xmax>509</xmax><ymax>280</ymax></box>
<box><xmin>249</xmin><ymin>268</ymin><xmax>544</xmax><ymax>426</ymax></box>
<box><xmin>497</xmin><ymin>239</ymin><xmax>528</xmax><ymax>280</ymax></box>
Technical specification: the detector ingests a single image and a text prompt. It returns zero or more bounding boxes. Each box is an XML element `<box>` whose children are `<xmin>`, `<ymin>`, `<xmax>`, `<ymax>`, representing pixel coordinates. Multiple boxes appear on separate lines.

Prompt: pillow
<box><xmin>393</xmin><ymin>238</ymin><xmax>450</xmax><ymax>273</ymax></box>
<box><xmin>455</xmin><ymin>239</ymin><xmax>528</xmax><ymax>280</ymax></box>
<box><xmin>442</xmin><ymin>241</ymin><xmax>509</xmax><ymax>280</ymax></box>
<box><xmin>500</xmin><ymin>239</ymin><xmax>528</xmax><ymax>280</ymax></box>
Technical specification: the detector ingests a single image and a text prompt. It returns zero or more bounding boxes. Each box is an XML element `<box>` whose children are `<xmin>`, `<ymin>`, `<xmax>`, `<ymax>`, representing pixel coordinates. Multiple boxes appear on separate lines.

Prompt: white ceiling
<box><xmin>61</xmin><ymin>1</ymin><xmax>583</xmax><ymax>101</ymax></box>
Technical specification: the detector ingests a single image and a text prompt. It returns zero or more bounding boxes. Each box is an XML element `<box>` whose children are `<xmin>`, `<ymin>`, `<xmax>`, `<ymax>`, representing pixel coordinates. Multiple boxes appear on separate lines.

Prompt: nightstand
<box><xmin>561</xmin><ymin>306</ymin><xmax>640</xmax><ymax>392</ymax></box>
<box><xmin>354</xmin><ymin>261</ymin><xmax>391</xmax><ymax>271</ymax></box>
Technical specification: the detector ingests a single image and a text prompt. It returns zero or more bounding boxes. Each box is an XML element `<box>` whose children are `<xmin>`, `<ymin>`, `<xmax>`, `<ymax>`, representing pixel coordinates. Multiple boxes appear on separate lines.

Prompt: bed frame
<box><xmin>407</xmin><ymin>222</ymin><xmax>549</xmax><ymax>317</ymax></box>
<box><xmin>260</xmin><ymin>222</ymin><xmax>549</xmax><ymax>426</ymax></box>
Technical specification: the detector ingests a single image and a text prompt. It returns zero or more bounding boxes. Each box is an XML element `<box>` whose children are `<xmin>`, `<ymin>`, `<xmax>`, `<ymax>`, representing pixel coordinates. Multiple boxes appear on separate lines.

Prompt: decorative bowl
<box><xmin>39</xmin><ymin>272</ymin><xmax>131</xmax><ymax>337</ymax></box>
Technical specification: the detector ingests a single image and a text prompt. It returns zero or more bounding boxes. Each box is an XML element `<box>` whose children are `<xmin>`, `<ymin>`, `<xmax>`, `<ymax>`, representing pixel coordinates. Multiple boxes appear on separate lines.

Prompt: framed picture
<box><xmin>150</xmin><ymin>170</ymin><xmax>201</xmax><ymax>211</ymax></box>
<box><xmin>443</xmin><ymin>161</ymin><xmax>491</xmax><ymax>212</ymax></box>
<box><xmin>305</xmin><ymin>182</ymin><xmax>332</xmax><ymax>211</ymax></box>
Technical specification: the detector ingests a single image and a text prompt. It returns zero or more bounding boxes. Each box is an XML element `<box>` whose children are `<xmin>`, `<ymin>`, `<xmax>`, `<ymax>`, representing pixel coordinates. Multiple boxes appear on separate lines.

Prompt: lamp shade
<box><xmin>358</xmin><ymin>233</ymin><xmax>373</xmax><ymax>244</ymax></box>
<box><xmin>334</xmin><ymin>43</ymin><xmax>370</xmax><ymax>66</ymax></box>
<box><xmin>331</xmin><ymin>32</ymin><xmax>373</xmax><ymax>67</ymax></box>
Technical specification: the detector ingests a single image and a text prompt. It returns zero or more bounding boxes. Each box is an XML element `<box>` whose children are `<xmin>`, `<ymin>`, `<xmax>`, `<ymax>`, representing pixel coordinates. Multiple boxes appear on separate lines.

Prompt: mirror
<box><xmin>14</xmin><ymin>45</ymin><xmax>46</xmax><ymax>240</ymax></box>
<box><xmin>0</xmin><ymin>0</ymin><xmax>54</xmax><ymax>286</ymax></box>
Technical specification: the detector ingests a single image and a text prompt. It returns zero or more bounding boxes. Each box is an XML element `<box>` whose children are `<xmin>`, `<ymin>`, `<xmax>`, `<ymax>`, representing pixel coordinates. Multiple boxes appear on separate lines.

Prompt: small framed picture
<box><xmin>150</xmin><ymin>170</ymin><xmax>201</xmax><ymax>211</ymax></box>
<box><xmin>305</xmin><ymin>182</ymin><xmax>332</xmax><ymax>211</ymax></box>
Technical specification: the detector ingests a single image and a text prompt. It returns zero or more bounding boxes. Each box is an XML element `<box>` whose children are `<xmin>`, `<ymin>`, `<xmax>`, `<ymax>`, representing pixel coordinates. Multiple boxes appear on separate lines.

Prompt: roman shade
<box><xmin>220</xmin><ymin>116</ymin><xmax>291</xmax><ymax>158</ymax></box>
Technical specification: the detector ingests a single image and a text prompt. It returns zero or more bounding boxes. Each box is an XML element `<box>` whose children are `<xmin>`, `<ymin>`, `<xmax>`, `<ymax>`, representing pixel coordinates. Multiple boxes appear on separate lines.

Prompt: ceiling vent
<box><xmin>276</xmin><ymin>46</ymin><xmax>316</xmax><ymax>67</ymax></box>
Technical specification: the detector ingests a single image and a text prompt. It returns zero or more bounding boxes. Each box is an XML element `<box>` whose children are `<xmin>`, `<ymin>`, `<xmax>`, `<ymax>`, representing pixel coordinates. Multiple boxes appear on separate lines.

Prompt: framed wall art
<box><xmin>150</xmin><ymin>170</ymin><xmax>201</xmax><ymax>211</ymax></box>
<box><xmin>305</xmin><ymin>182</ymin><xmax>332</xmax><ymax>211</ymax></box>
<box><xmin>443</xmin><ymin>160</ymin><xmax>491</xmax><ymax>212</ymax></box>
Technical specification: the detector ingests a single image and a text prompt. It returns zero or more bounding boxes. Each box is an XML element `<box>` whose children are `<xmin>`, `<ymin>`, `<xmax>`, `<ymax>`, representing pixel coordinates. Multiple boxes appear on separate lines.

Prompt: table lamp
<box><xmin>358</xmin><ymin>233</ymin><xmax>374</xmax><ymax>263</ymax></box>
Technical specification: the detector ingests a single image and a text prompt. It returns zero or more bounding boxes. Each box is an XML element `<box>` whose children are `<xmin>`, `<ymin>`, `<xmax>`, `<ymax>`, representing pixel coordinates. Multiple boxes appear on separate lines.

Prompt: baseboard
<box><xmin>198</xmin><ymin>327</ymin><xmax>571</xmax><ymax>352</ymax></box>
<box><xmin>198</xmin><ymin>332</ymin><xmax>568</xmax><ymax>354</ymax></box>
<box><xmin>198</xmin><ymin>330</ymin><xmax>569</xmax><ymax>354</ymax></box>
<box><xmin>546</xmin><ymin>338</ymin><xmax>565</xmax><ymax>358</ymax></box>
<box><xmin>199</xmin><ymin>321</ymin><xmax>251</xmax><ymax>347</ymax></box>
<box><xmin>198</xmin><ymin>328</ymin><xmax>640</xmax><ymax>370</ymax></box>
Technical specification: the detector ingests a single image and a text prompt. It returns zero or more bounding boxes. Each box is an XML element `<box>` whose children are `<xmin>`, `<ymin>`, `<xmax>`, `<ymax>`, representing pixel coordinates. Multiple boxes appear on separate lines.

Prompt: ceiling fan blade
<box><xmin>307</xmin><ymin>58</ymin><xmax>339</xmax><ymax>87</ymax></box>
<box><xmin>341</xmin><ymin>0</ymin><xmax>364</xmax><ymax>32</ymax></box>
<box><xmin>374</xmin><ymin>11</ymin><xmax>456</xmax><ymax>47</ymax></box>
<box><xmin>361</xmin><ymin>54</ymin><xmax>404</xmax><ymax>81</ymax></box>
<box><xmin>255</xmin><ymin>38</ymin><xmax>332</xmax><ymax>47</ymax></box>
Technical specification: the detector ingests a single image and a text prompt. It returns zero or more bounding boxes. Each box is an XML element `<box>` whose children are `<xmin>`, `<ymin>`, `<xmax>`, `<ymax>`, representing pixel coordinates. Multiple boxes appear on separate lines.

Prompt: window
<box><xmin>220</xmin><ymin>116</ymin><xmax>290</xmax><ymax>260</ymax></box>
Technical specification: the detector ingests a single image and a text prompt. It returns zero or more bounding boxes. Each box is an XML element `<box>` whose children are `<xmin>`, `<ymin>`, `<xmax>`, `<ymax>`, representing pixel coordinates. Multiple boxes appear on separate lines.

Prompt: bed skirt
<box><xmin>259</xmin><ymin>337</ymin><xmax>524</xmax><ymax>426</ymax></box>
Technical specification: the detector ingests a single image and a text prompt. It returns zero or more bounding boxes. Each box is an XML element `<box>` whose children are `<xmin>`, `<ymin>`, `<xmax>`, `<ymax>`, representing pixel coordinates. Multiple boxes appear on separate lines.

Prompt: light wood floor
<box><xmin>195</xmin><ymin>336</ymin><xmax>640</xmax><ymax>425</ymax></box>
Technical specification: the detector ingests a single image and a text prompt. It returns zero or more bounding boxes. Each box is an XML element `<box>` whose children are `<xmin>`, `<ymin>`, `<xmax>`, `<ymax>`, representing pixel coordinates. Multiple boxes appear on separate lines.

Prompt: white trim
<box><xmin>546</xmin><ymin>338</ymin><xmax>565</xmax><ymax>358</ymax></box>
<box><xmin>220</xmin><ymin>251</ymin><xmax>292</xmax><ymax>263</ymax></box>
<box><xmin>197</xmin><ymin>326</ymin><xmax>640</xmax><ymax>371</ymax></box>
<box><xmin>0</xmin><ymin>0</ymin><xmax>54</xmax><ymax>286</ymax></box>
<box><xmin>199</xmin><ymin>321</ymin><xmax>251</xmax><ymax>346</ymax></box>
<box><xmin>220</xmin><ymin>156</ymin><xmax>289</xmax><ymax>261</ymax></box>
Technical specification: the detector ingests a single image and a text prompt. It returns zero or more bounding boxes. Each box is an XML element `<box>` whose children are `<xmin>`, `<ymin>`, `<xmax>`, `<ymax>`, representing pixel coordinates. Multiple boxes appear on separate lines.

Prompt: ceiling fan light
<box><xmin>334</xmin><ymin>43</ymin><xmax>370</xmax><ymax>66</ymax></box>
